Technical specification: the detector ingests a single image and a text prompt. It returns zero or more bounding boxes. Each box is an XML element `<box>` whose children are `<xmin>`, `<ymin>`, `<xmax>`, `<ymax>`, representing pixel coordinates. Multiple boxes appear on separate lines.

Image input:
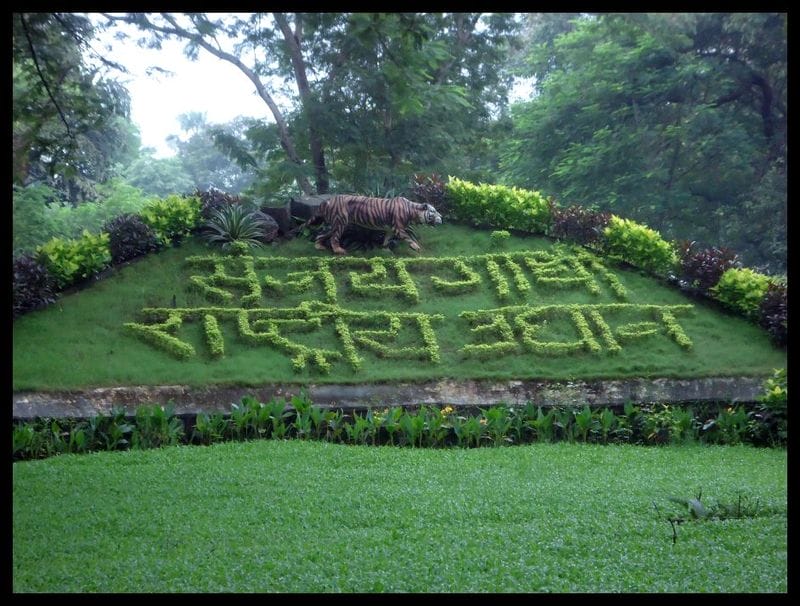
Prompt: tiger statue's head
<box><xmin>420</xmin><ymin>203</ymin><xmax>443</xmax><ymax>226</ymax></box>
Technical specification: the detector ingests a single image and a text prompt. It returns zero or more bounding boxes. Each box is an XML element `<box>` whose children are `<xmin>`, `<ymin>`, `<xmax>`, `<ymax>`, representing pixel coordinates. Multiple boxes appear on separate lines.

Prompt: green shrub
<box><xmin>710</xmin><ymin>267</ymin><xmax>772</xmax><ymax>319</ymax></box>
<box><xmin>601</xmin><ymin>215</ymin><xmax>678</xmax><ymax>276</ymax></box>
<box><xmin>445</xmin><ymin>177</ymin><xmax>552</xmax><ymax>234</ymax></box>
<box><xmin>36</xmin><ymin>230</ymin><xmax>112</xmax><ymax>288</ymax></box>
<box><xmin>139</xmin><ymin>194</ymin><xmax>201</xmax><ymax>245</ymax></box>
<box><xmin>490</xmin><ymin>230</ymin><xmax>511</xmax><ymax>248</ymax></box>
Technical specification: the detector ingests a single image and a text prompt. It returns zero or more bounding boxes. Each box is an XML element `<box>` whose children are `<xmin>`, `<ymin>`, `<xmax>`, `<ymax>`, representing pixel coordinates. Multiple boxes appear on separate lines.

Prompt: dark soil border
<box><xmin>13</xmin><ymin>376</ymin><xmax>765</xmax><ymax>420</ymax></box>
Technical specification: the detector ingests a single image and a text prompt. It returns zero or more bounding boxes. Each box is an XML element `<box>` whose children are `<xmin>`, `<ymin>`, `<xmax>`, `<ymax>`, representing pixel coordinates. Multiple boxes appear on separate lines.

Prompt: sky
<box><xmin>93</xmin><ymin>17</ymin><xmax>273</xmax><ymax>158</ymax></box>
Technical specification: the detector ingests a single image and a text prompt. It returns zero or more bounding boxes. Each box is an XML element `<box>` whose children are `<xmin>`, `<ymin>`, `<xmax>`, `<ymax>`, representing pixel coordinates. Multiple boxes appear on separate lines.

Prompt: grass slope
<box><xmin>13</xmin><ymin>224</ymin><xmax>785</xmax><ymax>390</ymax></box>
<box><xmin>13</xmin><ymin>440</ymin><xmax>787</xmax><ymax>592</ymax></box>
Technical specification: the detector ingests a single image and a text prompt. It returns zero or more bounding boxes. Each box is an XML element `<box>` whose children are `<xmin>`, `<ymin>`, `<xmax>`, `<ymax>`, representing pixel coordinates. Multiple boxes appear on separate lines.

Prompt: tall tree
<box><xmin>501</xmin><ymin>12</ymin><xmax>786</xmax><ymax>271</ymax></box>
<box><xmin>101</xmin><ymin>13</ymin><xmax>520</xmax><ymax>196</ymax></box>
<box><xmin>13</xmin><ymin>13</ymin><xmax>139</xmax><ymax>203</ymax></box>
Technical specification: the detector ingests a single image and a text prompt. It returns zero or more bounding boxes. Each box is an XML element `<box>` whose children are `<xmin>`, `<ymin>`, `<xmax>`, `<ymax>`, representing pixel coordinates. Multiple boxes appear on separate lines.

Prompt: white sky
<box><xmin>92</xmin><ymin>16</ymin><xmax>277</xmax><ymax>158</ymax></box>
<box><xmin>90</xmin><ymin>13</ymin><xmax>533</xmax><ymax>159</ymax></box>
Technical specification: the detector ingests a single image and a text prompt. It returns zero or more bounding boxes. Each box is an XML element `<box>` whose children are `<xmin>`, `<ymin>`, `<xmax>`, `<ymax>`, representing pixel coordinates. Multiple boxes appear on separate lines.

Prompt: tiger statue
<box><xmin>304</xmin><ymin>195</ymin><xmax>443</xmax><ymax>255</ymax></box>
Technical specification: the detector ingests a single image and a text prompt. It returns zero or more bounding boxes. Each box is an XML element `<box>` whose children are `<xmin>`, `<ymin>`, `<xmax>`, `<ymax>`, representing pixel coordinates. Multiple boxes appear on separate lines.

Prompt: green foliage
<box><xmin>490</xmin><ymin>230</ymin><xmax>511</xmax><ymax>248</ymax></box>
<box><xmin>13</xmin><ymin>180</ymin><xmax>154</xmax><ymax>254</ymax></box>
<box><xmin>13</xmin><ymin>253</ymin><xmax>57</xmax><ymax>318</ymax></box>
<box><xmin>502</xmin><ymin>13</ymin><xmax>786</xmax><ymax>272</ymax></box>
<box><xmin>602</xmin><ymin>215</ymin><xmax>678</xmax><ymax>276</ymax></box>
<box><xmin>200</xmin><ymin>204</ymin><xmax>276</xmax><ymax>250</ymax></box>
<box><xmin>711</xmin><ymin>267</ymin><xmax>772</xmax><ymax>320</ymax></box>
<box><xmin>131</xmin><ymin>403</ymin><xmax>185</xmax><ymax>449</ymax></box>
<box><xmin>13</xmin><ymin>14</ymin><xmax>140</xmax><ymax>198</ymax></box>
<box><xmin>747</xmin><ymin>368</ymin><xmax>787</xmax><ymax>446</ymax></box>
<box><xmin>139</xmin><ymin>194</ymin><xmax>202</xmax><ymax>245</ymax></box>
<box><xmin>122</xmin><ymin>152</ymin><xmax>194</xmax><ymax>198</ymax></box>
<box><xmin>446</xmin><ymin>177</ymin><xmax>552</xmax><ymax>233</ymax></box>
<box><xmin>36</xmin><ymin>230</ymin><xmax>112</xmax><ymax>288</ymax></box>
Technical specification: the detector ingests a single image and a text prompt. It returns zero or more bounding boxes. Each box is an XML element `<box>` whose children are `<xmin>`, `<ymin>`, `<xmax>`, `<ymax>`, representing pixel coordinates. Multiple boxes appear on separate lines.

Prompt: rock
<box><xmin>290</xmin><ymin>194</ymin><xmax>333</xmax><ymax>222</ymax></box>
<box><xmin>259</xmin><ymin>200</ymin><xmax>294</xmax><ymax>236</ymax></box>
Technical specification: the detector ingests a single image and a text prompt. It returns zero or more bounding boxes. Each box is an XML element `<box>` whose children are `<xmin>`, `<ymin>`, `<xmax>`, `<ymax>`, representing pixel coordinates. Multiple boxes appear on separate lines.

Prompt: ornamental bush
<box><xmin>36</xmin><ymin>230</ymin><xmax>112</xmax><ymax>288</ymax></box>
<box><xmin>550</xmin><ymin>204</ymin><xmax>612</xmax><ymax>245</ymax></box>
<box><xmin>676</xmin><ymin>240</ymin><xmax>741</xmax><ymax>294</ymax></box>
<box><xmin>758</xmin><ymin>281</ymin><xmax>787</xmax><ymax>347</ymax></box>
<box><xmin>139</xmin><ymin>194</ymin><xmax>202</xmax><ymax>245</ymax></box>
<box><xmin>103</xmin><ymin>213</ymin><xmax>160</xmax><ymax>264</ymax></box>
<box><xmin>711</xmin><ymin>267</ymin><xmax>772</xmax><ymax>320</ymax></box>
<box><xmin>13</xmin><ymin>253</ymin><xmax>58</xmax><ymax>318</ymax></box>
<box><xmin>445</xmin><ymin>177</ymin><xmax>552</xmax><ymax>234</ymax></box>
<box><xmin>200</xmin><ymin>204</ymin><xmax>278</xmax><ymax>250</ymax></box>
<box><xmin>412</xmin><ymin>172</ymin><xmax>448</xmax><ymax>215</ymax></box>
<box><xmin>601</xmin><ymin>215</ymin><xmax>678</xmax><ymax>276</ymax></box>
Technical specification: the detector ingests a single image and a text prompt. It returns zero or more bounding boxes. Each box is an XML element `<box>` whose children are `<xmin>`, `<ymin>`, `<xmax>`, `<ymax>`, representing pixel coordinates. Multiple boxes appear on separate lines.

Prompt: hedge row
<box><xmin>13</xmin><ymin>194</ymin><xmax>203</xmax><ymax>318</ymax></box>
<box><xmin>441</xmin><ymin>177</ymin><xmax>786</xmax><ymax>346</ymax></box>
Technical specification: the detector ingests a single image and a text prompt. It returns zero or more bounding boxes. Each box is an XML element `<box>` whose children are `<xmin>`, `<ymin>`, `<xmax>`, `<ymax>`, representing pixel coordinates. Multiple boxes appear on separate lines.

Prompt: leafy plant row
<box><xmin>12</xmin><ymin>370</ymin><xmax>786</xmax><ymax>462</ymax></box>
<box><xmin>439</xmin><ymin>176</ymin><xmax>786</xmax><ymax>345</ymax></box>
<box><xmin>12</xmin><ymin>189</ymin><xmax>267</xmax><ymax>319</ymax></box>
<box><xmin>13</xmin><ymin>194</ymin><xmax>203</xmax><ymax>317</ymax></box>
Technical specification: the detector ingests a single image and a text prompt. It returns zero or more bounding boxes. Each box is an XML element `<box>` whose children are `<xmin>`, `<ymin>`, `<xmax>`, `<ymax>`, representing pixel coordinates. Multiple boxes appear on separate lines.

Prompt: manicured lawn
<box><xmin>13</xmin><ymin>440</ymin><xmax>787</xmax><ymax>592</ymax></box>
<box><xmin>12</xmin><ymin>224</ymin><xmax>785</xmax><ymax>390</ymax></box>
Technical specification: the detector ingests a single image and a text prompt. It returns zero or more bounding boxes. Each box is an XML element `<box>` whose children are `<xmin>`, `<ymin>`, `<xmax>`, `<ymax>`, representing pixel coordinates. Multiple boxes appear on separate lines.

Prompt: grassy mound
<box><xmin>13</xmin><ymin>224</ymin><xmax>785</xmax><ymax>390</ymax></box>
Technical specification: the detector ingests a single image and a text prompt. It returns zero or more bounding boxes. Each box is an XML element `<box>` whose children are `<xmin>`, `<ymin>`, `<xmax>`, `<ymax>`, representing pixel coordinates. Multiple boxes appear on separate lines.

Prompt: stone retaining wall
<box><xmin>13</xmin><ymin>377</ymin><xmax>765</xmax><ymax>419</ymax></box>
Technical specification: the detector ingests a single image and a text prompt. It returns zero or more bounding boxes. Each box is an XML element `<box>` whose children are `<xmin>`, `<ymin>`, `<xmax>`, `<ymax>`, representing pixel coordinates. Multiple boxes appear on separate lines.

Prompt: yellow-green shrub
<box><xmin>711</xmin><ymin>267</ymin><xmax>772</xmax><ymax>319</ymax></box>
<box><xmin>139</xmin><ymin>194</ymin><xmax>201</xmax><ymax>245</ymax></box>
<box><xmin>36</xmin><ymin>230</ymin><xmax>112</xmax><ymax>288</ymax></box>
<box><xmin>445</xmin><ymin>177</ymin><xmax>552</xmax><ymax>234</ymax></box>
<box><xmin>601</xmin><ymin>216</ymin><xmax>678</xmax><ymax>276</ymax></box>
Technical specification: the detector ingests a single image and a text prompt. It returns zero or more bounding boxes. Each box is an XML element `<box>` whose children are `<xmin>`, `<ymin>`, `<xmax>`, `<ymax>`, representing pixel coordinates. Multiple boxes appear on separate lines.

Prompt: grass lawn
<box><xmin>13</xmin><ymin>440</ymin><xmax>787</xmax><ymax>593</ymax></box>
<box><xmin>13</xmin><ymin>224</ymin><xmax>785</xmax><ymax>390</ymax></box>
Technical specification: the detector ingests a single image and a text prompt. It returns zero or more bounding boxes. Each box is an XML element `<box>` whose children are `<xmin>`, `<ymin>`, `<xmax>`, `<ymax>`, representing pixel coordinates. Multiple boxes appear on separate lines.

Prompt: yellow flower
<box><xmin>441</xmin><ymin>406</ymin><xmax>454</xmax><ymax>416</ymax></box>
<box><xmin>479</xmin><ymin>418</ymin><xmax>487</xmax><ymax>425</ymax></box>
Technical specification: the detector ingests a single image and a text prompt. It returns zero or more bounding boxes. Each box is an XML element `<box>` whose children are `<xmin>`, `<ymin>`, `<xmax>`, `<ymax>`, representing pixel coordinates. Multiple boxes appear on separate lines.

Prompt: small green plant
<box><xmin>192</xmin><ymin>411</ymin><xmax>229</xmax><ymax>445</ymax></box>
<box><xmin>749</xmin><ymin>369</ymin><xmax>787</xmax><ymax>446</ymax></box>
<box><xmin>483</xmin><ymin>405</ymin><xmax>512</xmax><ymax>446</ymax></box>
<box><xmin>446</xmin><ymin>177</ymin><xmax>552</xmax><ymax>234</ymax></box>
<box><xmin>573</xmin><ymin>405</ymin><xmax>597</xmax><ymax>443</ymax></box>
<box><xmin>490</xmin><ymin>230</ymin><xmax>511</xmax><ymax>248</ymax></box>
<box><xmin>131</xmin><ymin>403</ymin><xmax>184</xmax><ymax>449</ymax></box>
<box><xmin>200</xmin><ymin>204</ymin><xmax>275</xmax><ymax>251</ymax></box>
<box><xmin>399</xmin><ymin>408</ymin><xmax>426</xmax><ymax>448</ymax></box>
<box><xmin>597</xmin><ymin>408</ymin><xmax>618</xmax><ymax>444</ymax></box>
<box><xmin>527</xmin><ymin>407</ymin><xmax>557</xmax><ymax>443</ymax></box>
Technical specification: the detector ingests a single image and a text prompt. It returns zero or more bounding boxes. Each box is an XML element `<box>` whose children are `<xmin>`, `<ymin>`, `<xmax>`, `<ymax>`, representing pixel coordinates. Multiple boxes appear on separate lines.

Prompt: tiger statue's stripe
<box><xmin>305</xmin><ymin>195</ymin><xmax>442</xmax><ymax>255</ymax></box>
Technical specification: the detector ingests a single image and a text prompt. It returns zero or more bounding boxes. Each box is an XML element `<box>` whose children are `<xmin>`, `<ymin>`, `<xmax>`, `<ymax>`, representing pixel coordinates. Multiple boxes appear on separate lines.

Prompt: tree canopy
<box><xmin>501</xmin><ymin>12</ymin><xmax>786</xmax><ymax>270</ymax></box>
<box><xmin>13</xmin><ymin>13</ymin><xmax>140</xmax><ymax>203</ymax></box>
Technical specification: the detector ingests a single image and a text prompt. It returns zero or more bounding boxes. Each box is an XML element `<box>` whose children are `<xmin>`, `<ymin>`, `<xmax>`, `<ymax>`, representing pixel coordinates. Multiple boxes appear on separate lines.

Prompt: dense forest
<box><xmin>13</xmin><ymin>12</ymin><xmax>786</xmax><ymax>272</ymax></box>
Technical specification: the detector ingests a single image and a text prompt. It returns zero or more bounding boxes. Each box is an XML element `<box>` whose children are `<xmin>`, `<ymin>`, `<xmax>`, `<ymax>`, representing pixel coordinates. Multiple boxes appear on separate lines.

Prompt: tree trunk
<box><xmin>273</xmin><ymin>13</ymin><xmax>330</xmax><ymax>195</ymax></box>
